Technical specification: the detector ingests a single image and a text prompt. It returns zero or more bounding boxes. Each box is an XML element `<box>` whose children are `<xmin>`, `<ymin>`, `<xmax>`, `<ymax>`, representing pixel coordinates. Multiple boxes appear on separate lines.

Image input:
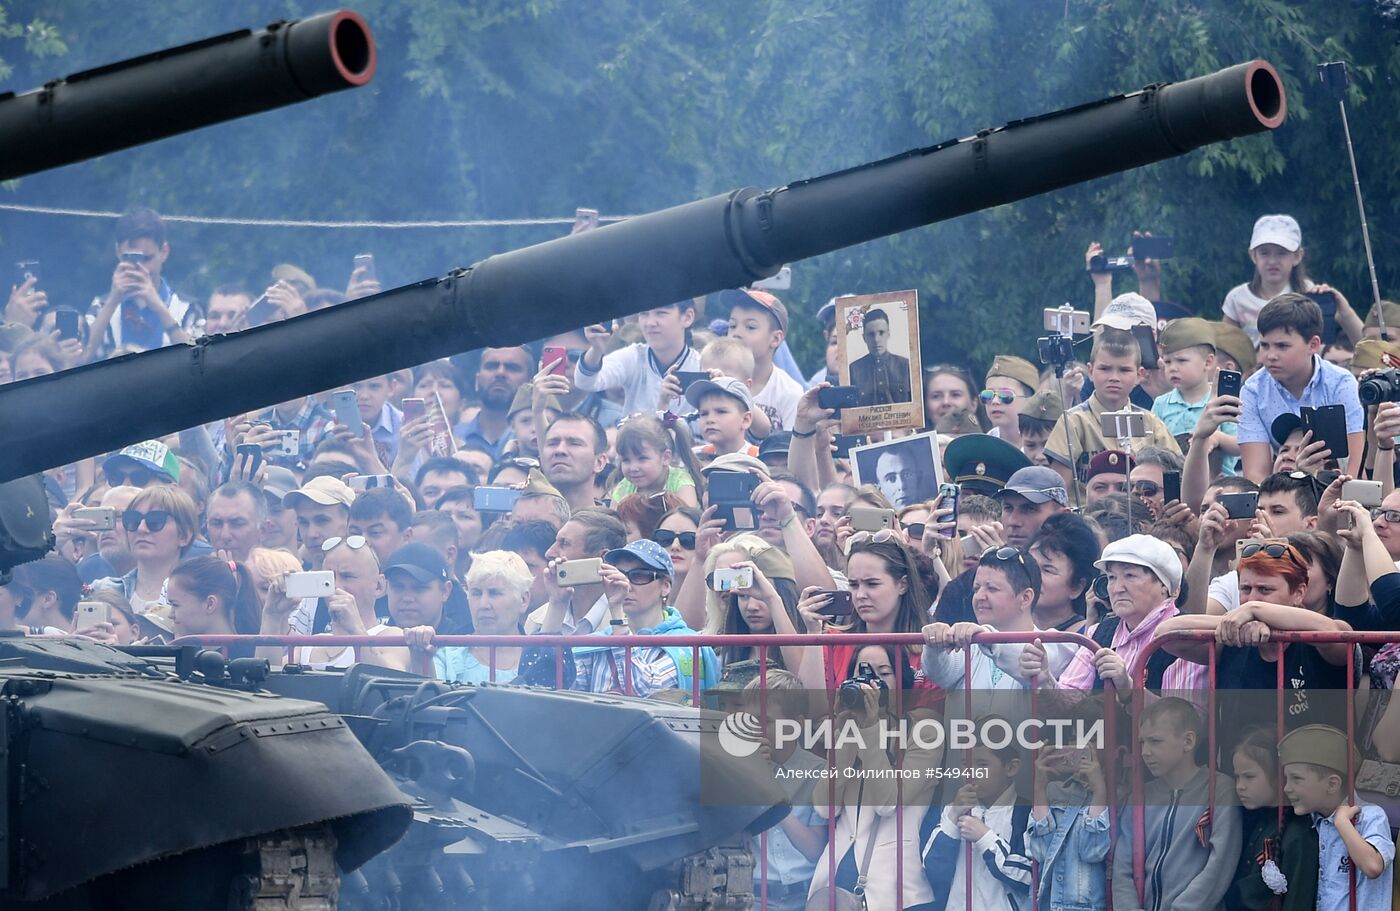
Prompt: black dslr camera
<box><xmin>1359</xmin><ymin>368</ymin><xmax>1400</xmax><ymax>406</ymax></box>
<box><xmin>838</xmin><ymin>662</ymin><xmax>890</xmax><ymax>711</ymax></box>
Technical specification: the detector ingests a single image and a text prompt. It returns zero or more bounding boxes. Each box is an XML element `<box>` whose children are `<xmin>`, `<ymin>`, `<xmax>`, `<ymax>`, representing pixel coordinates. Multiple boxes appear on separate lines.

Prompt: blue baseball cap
<box><xmin>604</xmin><ymin>539</ymin><xmax>675</xmax><ymax>578</ymax></box>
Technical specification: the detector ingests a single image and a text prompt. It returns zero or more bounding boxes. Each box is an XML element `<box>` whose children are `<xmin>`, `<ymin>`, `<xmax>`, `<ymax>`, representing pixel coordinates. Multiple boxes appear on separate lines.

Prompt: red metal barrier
<box><xmin>1128</xmin><ymin>629</ymin><xmax>1386</xmax><ymax>911</ymax></box>
<box><xmin>172</xmin><ymin>628</ymin><xmax>1110</xmax><ymax>911</ymax></box>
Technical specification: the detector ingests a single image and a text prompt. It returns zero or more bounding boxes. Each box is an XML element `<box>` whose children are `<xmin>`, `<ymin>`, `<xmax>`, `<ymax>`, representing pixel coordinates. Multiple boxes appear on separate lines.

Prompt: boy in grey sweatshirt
<box><xmin>1111</xmin><ymin>697</ymin><xmax>1241</xmax><ymax>911</ymax></box>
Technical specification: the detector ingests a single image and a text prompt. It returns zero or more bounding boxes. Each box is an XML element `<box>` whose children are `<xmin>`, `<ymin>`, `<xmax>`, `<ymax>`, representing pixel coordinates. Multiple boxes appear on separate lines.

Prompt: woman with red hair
<box><xmin>1156</xmin><ymin>539</ymin><xmax>1355</xmax><ymax>768</ymax></box>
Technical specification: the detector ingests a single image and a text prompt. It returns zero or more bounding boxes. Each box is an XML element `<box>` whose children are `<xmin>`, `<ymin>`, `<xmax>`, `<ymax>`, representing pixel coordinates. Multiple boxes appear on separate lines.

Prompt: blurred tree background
<box><xmin>2</xmin><ymin>0</ymin><xmax>1399</xmax><ymax>376</ymax></box>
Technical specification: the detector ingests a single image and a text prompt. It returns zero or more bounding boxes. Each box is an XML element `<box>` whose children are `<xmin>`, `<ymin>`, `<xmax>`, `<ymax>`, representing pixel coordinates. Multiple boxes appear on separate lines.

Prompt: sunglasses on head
<box><xmin>1239</xmin><ymin>541</ymin><xmax>1308</xmax><ymax>572</ymax></box>
<box><xmin>122</xmin><ymin>509</ymin><xmax>172</xmax><ymax>533</ymax></box>
<box><xmin>980</xmin><ymin>545</ymin><xmax>1029</xmax><ymax>567</ymax></box>
<box><xmin>979</xmin><ymin>389</ymin><xmax>1019</xmax><ymax>405</ymax></box>
<box><xmin>623</xmin><ymin>568</ymin><xmax>666</xmax><ymax>586</ymax></box>
<box><xmin>844</xmin><ymin>528</ymin><xmax>899</xmax><ymax>555</ymax></box>
<box><xmin>322</xmin><ymin>535</ymin><xmax>369</xmax><ymax>552</ymax></box>
<box><xmin>652</xmin><ymin>530</ymin><xmax>696</xmax><ymax>549</ymax></box>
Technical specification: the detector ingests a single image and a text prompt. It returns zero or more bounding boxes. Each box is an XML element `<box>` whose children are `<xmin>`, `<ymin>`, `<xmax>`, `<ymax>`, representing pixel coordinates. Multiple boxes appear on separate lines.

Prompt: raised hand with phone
<box><xmin>5</xmin><ymin>273</ymin><xmax>46</xmax><ymax>328</ymax></box>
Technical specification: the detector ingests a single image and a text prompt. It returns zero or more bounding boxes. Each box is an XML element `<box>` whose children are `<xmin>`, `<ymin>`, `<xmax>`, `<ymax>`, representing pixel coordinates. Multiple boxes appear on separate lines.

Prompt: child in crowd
<box><xmin>1016</xmin><ymin>389</ymin><xmax>1062</xmax><ymax>468</ymax></box>
<box><xmin>1226</xmin><ymin>726</ymin><xmax>1318</xmax><ymax>910</ymax></box>
<box><xmin>1043</xmin><ymin>327</ymin><xmax>1180</xmax><ymax>492</ymax></box>
<box><xmin>981</xmin><ymin>354</ymin><xmax>1040</xmax><ymax>447</ymax></box>
<box><xmin>574</xmin><ymin>301</ymin><xmax>701</xmax><ymax>418</ymax></box>
<box><xmin>1278</xmin><ymin>724</ymin><xmax>1394</xmax><ymax>910</ymax></box>
<box><xmin>1026</xmin><ymin>742</ymin><xmax>1111</xmax><ymax>911</ymax></box>
<box><xmin>607</xmin><ymin>414</ymin><xmax>699</xmax><ymax>506</ymax></box>
<box><xmin>725</xmin><ymin>289</ymin><xmax>803</xmax><ymax>431</ymax></box>
<box><xmin>1152</xmin><ymin>317</ymin><xmax>1239</xmax><ymax>474</ymax></box>
<box><xmin>687</xmin><ymin>377</ymin><xmax>758</xmax><ymax>460</ymax></box>
<box><xmin>921</xmin><ymin>733</ymin><xmax>1033</xmax><ymax>910</ymax></box>
<box><xmin>1111</xmin><ymin>697</ymin><xmax>1240</xmax><ymax>911</ymax></box>
<box><xmin>665</xmin><ymin>335</ymin><xmax>773</xmax><ymax>438</ymax></box>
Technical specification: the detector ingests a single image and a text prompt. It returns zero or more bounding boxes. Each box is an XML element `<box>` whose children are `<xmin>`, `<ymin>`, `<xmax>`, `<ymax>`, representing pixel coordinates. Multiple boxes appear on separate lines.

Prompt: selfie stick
<box><xmin>1319</xmin><ymin>61</ymin><xmax>1385</xmax><ymax>335</ymax></box>
<box><xmin>1048</xmin><ymin>306</ymin><xmax>1084</xmax><ymax>512</ymax></box>
<box><xmin>1111</xmin><ymin>415</ymin><xmax>1135</xmax><ymax>532</ymax></box>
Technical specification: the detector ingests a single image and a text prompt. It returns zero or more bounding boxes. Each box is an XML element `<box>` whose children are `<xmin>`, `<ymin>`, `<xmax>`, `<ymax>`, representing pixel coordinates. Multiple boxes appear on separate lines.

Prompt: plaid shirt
<box><xmin>255</xmin><ymin>397</ymin><xmax>333</xmax><ymax>462</ymax></box>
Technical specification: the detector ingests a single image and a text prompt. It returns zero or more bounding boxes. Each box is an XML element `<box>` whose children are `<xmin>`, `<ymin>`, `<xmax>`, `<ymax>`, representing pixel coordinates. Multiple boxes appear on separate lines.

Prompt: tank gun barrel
<box><xmin>0</xmin><ymin>10</ymin><xmax>375</xmax><ymax>180</ymax></box>
<box><xmin>0</xmin><ymin>60</ymin><xmax>1285</xmax><ymax>483</ymax></box>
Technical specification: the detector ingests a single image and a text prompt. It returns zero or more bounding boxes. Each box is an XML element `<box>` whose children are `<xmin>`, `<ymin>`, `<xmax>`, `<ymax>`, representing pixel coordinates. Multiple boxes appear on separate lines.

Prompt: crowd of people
<box><xmin>7</xmin><ymin>207</ymin><xmax>1400</xmax><ymax>908</ymax></box>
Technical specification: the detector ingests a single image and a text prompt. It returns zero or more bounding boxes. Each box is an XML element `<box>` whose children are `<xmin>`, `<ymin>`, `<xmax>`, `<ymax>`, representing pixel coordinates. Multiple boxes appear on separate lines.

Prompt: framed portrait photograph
<box><xmin>836</xmin><ymin>290</ymin><xmax>923</xmax><ymax>434</ymax></box>
<box><xmin>850</xmin><ymin>431</ymin><xmax>943</xmax><ymax>510</ymax></box>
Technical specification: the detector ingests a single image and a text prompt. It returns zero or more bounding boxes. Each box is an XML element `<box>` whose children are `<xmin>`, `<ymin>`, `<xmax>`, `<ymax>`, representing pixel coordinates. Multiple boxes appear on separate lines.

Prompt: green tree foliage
<box><xmin>3</xmin><ymin>0</ymin><xmax>1398</xmax><ymax>375</ymax></box>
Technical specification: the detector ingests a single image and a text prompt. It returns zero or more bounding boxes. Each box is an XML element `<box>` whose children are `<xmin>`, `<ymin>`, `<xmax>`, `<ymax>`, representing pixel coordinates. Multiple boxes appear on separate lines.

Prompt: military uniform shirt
<box><xmin>1043</xmin><ymin>394</ymin><xmax>1181</xmax><ymax>476</ymax></box>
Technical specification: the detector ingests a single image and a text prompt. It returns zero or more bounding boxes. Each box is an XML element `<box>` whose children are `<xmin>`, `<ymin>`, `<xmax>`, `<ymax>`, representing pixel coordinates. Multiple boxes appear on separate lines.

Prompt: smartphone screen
<box><xmin>401</xmin><ymin>398</ymin><xmax>427</xmax><ymax>423</ymax></box>
<box><xmin>53</xmin><ymin>309</ymin><xmax>80</xmax><ymax>340</ymax></box>
<box><xmin>354</xmin><ymin>253</ymin><xmax>377</xmax><ymax>283</ymax></box>
<box><xmin>542</xmin><ymin>346</ymin><xmax>569</xmax><ymax>377</ymax></box>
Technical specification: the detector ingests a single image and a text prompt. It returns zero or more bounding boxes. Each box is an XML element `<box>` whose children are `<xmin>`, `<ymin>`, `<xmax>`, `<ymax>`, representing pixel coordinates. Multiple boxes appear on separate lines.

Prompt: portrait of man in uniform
<box><xmin>836</xmin><ymin>291</ymin><xmax>923</xmax><ymax>434</ymax></box>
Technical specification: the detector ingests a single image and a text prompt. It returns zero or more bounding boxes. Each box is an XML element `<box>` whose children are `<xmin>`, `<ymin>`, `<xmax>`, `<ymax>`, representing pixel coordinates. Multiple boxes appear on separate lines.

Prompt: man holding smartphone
<box><xmin>85</xmin><ymin>208</ymin><xmax>191</xmax><ymax>358</ymax></box>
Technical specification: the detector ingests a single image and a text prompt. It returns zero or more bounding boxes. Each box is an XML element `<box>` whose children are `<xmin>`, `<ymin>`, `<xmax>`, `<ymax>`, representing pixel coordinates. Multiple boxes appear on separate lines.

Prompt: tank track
<box><xmin>234</xmin><ymin>827</ymin><xmax>340</xmax><ymax>911</ymax></box>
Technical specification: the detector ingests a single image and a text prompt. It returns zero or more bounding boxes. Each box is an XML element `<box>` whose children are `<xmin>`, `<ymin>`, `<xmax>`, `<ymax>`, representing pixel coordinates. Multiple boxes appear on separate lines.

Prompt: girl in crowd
<box><xmin>1226</xmin><ymin>726</ymin><xmax>1319</xmax><ymax>910</ymax></box>
<box><xmin>245</xmin><ymin>547</ymin><xmax>303</xmax><ymax>606</ymax></box>
<box><xmin>701</xmin><ymin>534</ymin><xmax>801</xmax><ymax>669</ymax></box>
<box><xmin>923</xmin><ymin>364</ymin><xmax>987</xmax><ymax>431</ymax></box>
<box><xmin>120</xmin><ymin>485</ymin><xmax>200</xmax><ymax>617</ymax></box>
<box><xmin>652</xmin><ymin>506</ymin><xmax>700</xmax><ymax>594</ymax></box>
<box><xmin>165</xmin><ymin>556</ymin><xmax>262</xmax><ymax>657</ymax></box>
<box><xmin>1222</xmin><ymin>214</ymin><xmax>1359</xmax><ymax>345</ymax></box>
<box><xmin>608</xmin><ymin>414</ymin><xmax>700</xmax><ymax>506</ymax></box>
<box><xmin>10</xmin><ymin>556</ymin><xmax>82</xmax><ymax>634</ymax></box>
<box><xmin>1026</xmin><ymin>740</ymin><xmax>1111</xmax><ymax>911</ymax></box>
<box><xmin>437</xmin><ymin>550</ymin><xmax>533</xmax><ymax>684</ymax></box>
<box><xmin>1028</xmin><ymin>513</ymin><xmax>1100</xmax><ymax>633</ymax></box>
<box><xmin>614</xmin><ymin>492</ymin><xmax>686</xmax><ymax>543</ymax></box>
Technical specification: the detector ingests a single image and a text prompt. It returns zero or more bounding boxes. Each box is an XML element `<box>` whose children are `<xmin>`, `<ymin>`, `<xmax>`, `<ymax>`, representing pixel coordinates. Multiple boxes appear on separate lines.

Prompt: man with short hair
<box><xmin>206</xmin><ymin>482</ymin><xmax>265</xmax><ymax>562</ymax></box>
<box><xmin>542</xmin><ymin>413</ymin><xmax>609</xmax><ymax>512</ymax></box>
<box><xmin>874</xmin><ymin>448</ymin><xmax>925</xmax><ymax>510</ymax></box>
<box><xmin>408</xmin><ymin>511</ymin><xmax>460</xmax><ymax>577</ymax></box>
<box><xmin>527</xmin><ymin>508</ymin><xmax>626</xmax><ymax>634</ymax></box>
<box><xmin>86</xmin><ymin>207</ymin><xmax>192</xmax><ymax>357</ymax></box>
<box><xmin>259</xmin><ymin>466</ymin><xmax>300</xmax><ymax>551</ymax></box>
<box><xmin>352</xmin><ymin>374</ymin><xmax>403</xmax><ymax>468</ymax></box>
<box><xmin>502</xmin><ymin>521</ymin><xmax>559</xmax><ymax>610</ymax></box>
<box><xmin>69</xmin><ymin>485</ymin><xmax>141</xmax><ymax>583</ymax></box>
<box><xmin>1256</xmin><ymin>470</ymin><xmax>1321</xmax><ymax>535</ymax></box>
<box><xmin>349</xmin><ymin>487</ymin><xmax>414</xmax><ymax>564</ymax></box>
<box><xmin>298</xmin><ymin>537</ymin><xmax>403</xmax><ymax>672</ymax></box>
<box><xmin>415</xmin><ymin>457</ymin><xmax>475</xmax><ymax>507</ymax></box>
<box><xmin>461</xmin><ymin>347</ymin><xmax>535</xmax><ymax>459</ymax></box>
<box><xmin>203</xmin><ymin>285</ymin><xmax>253</xmax><ymax>335</ymax></box>
<box><xmin>385</xmin><ymin>542</ymin><xmax>474</xmax><ymax>673</ymax></box>
<box><xmin>283</xmin><ymin>476</ymin><xmax>355</xmax><ymax>571</ymax></box>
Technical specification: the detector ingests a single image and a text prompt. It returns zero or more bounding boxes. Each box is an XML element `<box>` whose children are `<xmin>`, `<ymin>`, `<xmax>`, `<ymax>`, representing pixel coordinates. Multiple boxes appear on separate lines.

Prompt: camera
<box><xmin>1037</xmin><ymin>335</ymin><xmax>1075</xmax><ymax>367</ymax></box>
<box><xmin>838</xmin><ymin>661</ymin><xmax>889</xmax><ymax>711</ymax></box>
<box><xmin>1359</xmin><ymin>368</ymin><xmax>1400</xmax><ymax>406</ymax></box>
<box><xmin>1087</xmin><ymin>254</ymin><xmax>1134</xmax><ymax>274</ymax></box>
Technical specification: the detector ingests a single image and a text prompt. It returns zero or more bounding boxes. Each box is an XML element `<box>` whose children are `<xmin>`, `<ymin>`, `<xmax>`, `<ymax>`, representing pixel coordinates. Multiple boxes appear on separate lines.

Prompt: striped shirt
<box><xmin>1056</xmin><ymin>601</ymin><xmax>1209</xmax><ymax>700</ymax></box>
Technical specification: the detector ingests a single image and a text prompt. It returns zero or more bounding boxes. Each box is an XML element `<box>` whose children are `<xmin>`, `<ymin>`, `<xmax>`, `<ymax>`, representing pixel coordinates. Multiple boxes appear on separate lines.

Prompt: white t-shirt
<box><xmin>751</xmin><ymin>367</ymin><xmax>804</xmax><ymax>431</ymax></box>
<box><xmin>1208</xmin><ymin>570</ymin><xmax>1239</xmax><ymax>614</ymax></box>
<box><xmin>294</xmin><ymin>623</ymin><xmax>391</xmax><ymax>670</ymax></box>
<box><xmin>1222</xmin><ymin>282</ymin><xmax>1292</xmax><ymax>346</ymax></box>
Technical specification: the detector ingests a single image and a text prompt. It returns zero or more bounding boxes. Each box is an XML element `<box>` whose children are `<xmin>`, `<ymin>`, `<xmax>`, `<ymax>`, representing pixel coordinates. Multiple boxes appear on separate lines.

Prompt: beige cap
<box><xmin>985</xmin><ymin>355</ymin><xmax>1040</xmax><ymax>394</ymax></box>
<box><xmin>1158</xmin><ymin>317</ymin><xmax>1216</xmax><ymax>356</ymax></box>
<box><xmin>1021</xmin><ymin>389</ymin><xmax>1063</xmax><ymax>424</ymax></box>
<box><xmin>1277</xmin><ymin>724</ymin><xmax>1358</xmax><ymax>776</ymax></box>
<box><xmin>521</xmin><ymin>468</ymin><xmax>563</xmax><ymax>498</ymax></box>
<box><xmin>1210</xmin><ymin>321</ymin><xmax>1257</xmax><ymax>373</ymax></box>
<box><xmin>283</xmin><ymin>475</ymin><xmax>355</xmax><ymax>509</ymax></box>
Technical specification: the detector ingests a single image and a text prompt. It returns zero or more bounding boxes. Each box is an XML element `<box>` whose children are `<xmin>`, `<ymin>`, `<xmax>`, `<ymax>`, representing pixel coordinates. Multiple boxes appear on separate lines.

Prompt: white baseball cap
<box><xmin>1093</xmin><ymin>293</ymin><xmax>1157</xmax><ymax>331</ymax></box>
<box><xmin>1094</xmin><ymin>533</ymin><xmax>1182</xmax><ymax>592</ymax></box>
<box><xmin>1249</xmin><ymin>214</ymin><xmax>1302</xmax><ymax>253</ymax></box>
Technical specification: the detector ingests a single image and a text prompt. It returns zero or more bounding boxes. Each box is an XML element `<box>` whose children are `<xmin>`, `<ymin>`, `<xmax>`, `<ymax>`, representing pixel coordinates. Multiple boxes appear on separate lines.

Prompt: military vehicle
<box><xmin>0</xmin><ymin>12</ymin><xmax>1288</xmax><ymax>907</ymax></box>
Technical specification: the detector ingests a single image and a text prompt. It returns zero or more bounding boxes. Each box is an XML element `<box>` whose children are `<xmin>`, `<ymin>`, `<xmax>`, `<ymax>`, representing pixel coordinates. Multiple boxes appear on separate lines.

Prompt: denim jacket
<box><xmin>1025</xmin><ymin>781</ymin><xmax>1111</xmax><ymax>911</ymax></box>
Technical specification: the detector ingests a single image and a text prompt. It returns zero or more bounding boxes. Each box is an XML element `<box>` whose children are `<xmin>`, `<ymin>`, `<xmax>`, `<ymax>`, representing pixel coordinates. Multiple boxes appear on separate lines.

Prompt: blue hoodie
<box><xmin>571</xmin><ymin>607</ymin><xmax>718</xmax><ymax>698</ymax></box>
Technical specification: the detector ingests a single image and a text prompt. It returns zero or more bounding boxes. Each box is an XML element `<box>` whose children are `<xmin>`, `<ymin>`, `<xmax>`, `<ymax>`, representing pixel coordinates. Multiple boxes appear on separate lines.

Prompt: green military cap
<box><xmin>508</xmin><ymin>382</ymin><xmax>561</xmax><ymax>418</ymax></box>
<box><xmin>1158</xmin><ymin>317</ymin><xmax>1216</xmax><ymax>356</ymax></box>
<box><xmin>721</xmin><ymin>533</ymin><xmax>797</xmax><ymax>584</ymax></box>
<box><xmin>1277</xmin><ymin>724</ymin><xmax>1358</xmax><ymax>777</ymax></box>
<box><xmin>1363</xmin><ymin>300</ymin><xmax>1400</xmax><ymax>330</ymax></box>
<box><xmin>1021</xmin><ymin>389</ymin><xmax>1063</xmax><ymax>425</ymax></box>
<box><xmin>1352</xmin><ymin>338</ymin><xmax>1400</xmax><ymax>372</ymax></box>
<box><xmin>521</xmin><ymin>468</ymin><xmax>563</xmax><ymax>498</ymax></box>
<box><xmin>942</xmin><ymin>433</ymin><xmax>1031</xmax><ymax>498</ymax></box>
<box><xmin>1210</xmin><ymin>321</ymin><xmax>1257</xmax><ymax>373</ymax></box>
<box><xmin>270</xmin><ymin>262</ymin><xmax>317</xmax><ymax>295</ymax></box>
<box><xmin>985</xmin><ymin>355</ymin><xmax>1040</xmax><ymax>395</ymax></box>
<box><xmin>935</xmin><ymin>408</ymin><xmax>982</xmax><ymax>436</ymax></box>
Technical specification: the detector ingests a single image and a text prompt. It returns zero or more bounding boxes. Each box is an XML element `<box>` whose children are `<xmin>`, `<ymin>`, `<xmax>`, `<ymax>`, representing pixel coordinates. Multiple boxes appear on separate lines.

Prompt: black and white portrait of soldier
<box><xmin>847</xmin><ymin>307</ymin><xmax>912</xmax><ymax>407</ymax></box>
<box><xmin>851</xmin><ymin>432</ymin><xmax>942</xmax><ymax>509</ymax></box>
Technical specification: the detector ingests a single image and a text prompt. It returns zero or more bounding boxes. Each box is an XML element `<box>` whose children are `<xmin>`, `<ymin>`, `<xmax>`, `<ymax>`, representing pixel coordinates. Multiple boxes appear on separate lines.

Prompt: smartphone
<box><xmin>1131</xmin><ymin>235</ymin><xmax>1174</xmax><ymax>260</ymax></box>
<box><xmin>818</xmin><ymin>385</ymin><xmax>861</xmax><ymax>410</ymax></box>
<box><xmin>938</xmin><ymin>483</ymin><xmax>960</xmax><ymax>538</ymax></box>
<box><xmin>354</xmin><ymin>252</ymin><xmax>377</xmax><ymax>283</ymax></box>
<box><xmin>849</xmin><ymin>506</ymin><xmax>896</xmax><ymax>533</ymax></box>
<box><xmin>14</xmin><ymin>260</ymin><xmax>38</xmax><ymax>287</ymax></box>
<box><xmin>53</xmin><ymin>308</ymin><xmax>80</xmax><ymax>340</ymax></box>
<box><xmin>1131</xmin><ymin>324</ymin><xmax>1159</xmax><ymax>370</ymax></box>
<box><xmin>1300</xmin><ymin>404</ymin><xmax>1349</xmax><ymax>466</ymax></box>
<box><xmin>348</xmin><ymin>474</ymin><xmax>394</xmax><ymax>491</ymax></box>
<box><xmin>1216</xmin><ymin>369</ymin><xmax>1243</xmax><ymax>400</ymax></box>
<box><xmin>541</xmin><ymin>346</ymin><xmax>570</xmax><ymax>377</ymax></box>
<box><xmin>674</xmin><ymin>370</ymin><xmax>711</xmax><ymax>391</ymax></box>
<box><xmin>832</xmin><ymin>434</ymin><xmax>865</xmax><ymax>459</ymax></box>
<box><xmin>401</xmin><ymin>398</ymin><xmax>427</xmax><ymax>423</ymax></box>
<box><xmin>1218</xmin><ymin>491</ymin><xmax>1260</xmax><ymax>520</ymax></box>
<box><xmin>1099</xmin><ymin>411</ymin><xmax>1146</xmax><ymax>439</ymax></box>
<box><xmin>286</xmin><ymin>570</ymin><xmax>335</xmax><ymax>600</ymax></box>
<box><xmin>74</xmin><ymin>600</ymin><xmax>110</xmax><ymax>628</ymax></box>
<box><xmin>815</xmin><ymin>590</ymin><xmax>855</xmax><ymax>617</ymax></box>
<box><xmin>556</xmin><ymin>558</ymin><xmax>603</xmax><ymax>586</ymax></box>
<box><xmin>1042</xmin><ymin>307</ymin><xmax>1090</xmax><ymax>335</ymax></box>
<box><xmin>276</xmin><ymin>429</ymin><xmax>300</xmax><ymax>457</ymax></box>
<box><xmin>1308</xmin><ymin>291</ymin><xmax>1338</xmax><ymax>345</ymax></box>
<box><xmin>708</xmin><ymin>469</ymin><xmax>760</xmax><ymax>504</ymax></box>
<box><xmin>573</xmin><ymin>208</ymin><xmax>600</xmax><ymax>232</ymax></box>
<box><xmin>474</xmin><ymin>486</ymin><xmax>522</xmax><ymax>513</ymax></box>
<box><xmin>118</xmin><ymin>252</ymin><xmax>146</xmax><ymax>265</ymax></box>
<box><xmin>958</xmin><ymin>534</ymin><xmax>976</xmax><ymax>553</ymax></box>
<box><xmin>235</xmin><ymin>443</ymin><xmax>264</xmax><ymax>478</ymax></box>
<box><xmin>711</xmin><ymin>565</ymin><xmax>754</xmax><ymax>593</ymax></box>
<box><xmin>245</xmin><ymin>292</ymin><xmax>278</xmax><ymax>327</ymax></box>
<box><xmin>330</xmin><ymin>389</ymin><xmax>363</xmax><ymax>433</ymax></box>
<box><xmin>73</xmin><ymin>507</ymin><xmax>116</xmax><ymax>531</ymax></box>
<box><xmin>1341</xmin><ymin>479</ymin><xmax>1383</xmax><ymax>509</ymax></box>
<box><xmin>1162</xmin><ymin>471</ymin><xmax>1181</xmax><ymax>505</ymax></box>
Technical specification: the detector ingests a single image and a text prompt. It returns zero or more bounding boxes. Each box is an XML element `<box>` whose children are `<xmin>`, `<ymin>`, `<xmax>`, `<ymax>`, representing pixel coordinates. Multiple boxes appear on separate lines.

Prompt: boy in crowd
<box><xmin>725</xmin><ymin>289</ymin><xmax>803</xmax><ymax>431</ymax></box>
<box><xmin>1017</xmin><ymin>389</ymin><xmax>1062</xmax><ymax>467</ymax></box>
<box><xmin>1238</xmin><ymin>294</ymin><xmax>1364</xmax><ymax>482</ymax></box>
<box><xmin>687</xmin><ymin>377</ymin><xmax>758</xmax><ymax>459</ymax></box>
<box><xmin>1044</xmin><ymin>327</ymin><xmax>1180</xmax><ymax>493</ymax></box>
<box><xmin>1278</xmin><ymin>725</ymin><xmax>1394</xmax><ymax>910</ymax></box>
<box><xmin>1111</xmin><ymin>698</ymin><xmax>1240</xmax><ymax>911</ymax></box>
<box><xmin>1152</xmin><ymin>317</ymin><xmax>1239</xmax><ymax>473</ymax></box>
<box><xmin>574</xmin><ymin>301</ymin><xmax>700</xmax><ymax>417</ymax></box>
<box><xmin>348</xmin><ymin>487</ymin><xmax>414</xmax><ymax>564</ymax></box>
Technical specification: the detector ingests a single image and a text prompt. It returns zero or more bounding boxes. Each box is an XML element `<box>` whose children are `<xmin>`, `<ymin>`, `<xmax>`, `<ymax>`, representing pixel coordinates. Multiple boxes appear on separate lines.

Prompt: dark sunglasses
<box><xmin>1131</xmin><ymin>480</ymin><xmax>1161</xmax><ymax>498</ymax></box>
<box><xmin>623</xmin><ymin>568</ymin><xmax>666</xmax><ymax>586</ymax></box>
<box><xmin>901</xmin><ymin>522</ymin><xmax>927</xmax><ymax>539</ymax></box>
<box><xmin>651</xmin><ymin>530</ymin><xmax>696</xmax><ymax>549</ymax></box>
<box><xmin>1239</xmin><ymin>541</ymin><xmax>1308</xmax><ymax>572</ymax></box>
<box><xmin>108</xmin><ymin>468</ymin><xmax>156</xmax><ymax>487</ymax></box>
<box><xmin>122</xmin><ymin>509</ymin><xmax>172</xmax><ymax>533</ymax></box>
